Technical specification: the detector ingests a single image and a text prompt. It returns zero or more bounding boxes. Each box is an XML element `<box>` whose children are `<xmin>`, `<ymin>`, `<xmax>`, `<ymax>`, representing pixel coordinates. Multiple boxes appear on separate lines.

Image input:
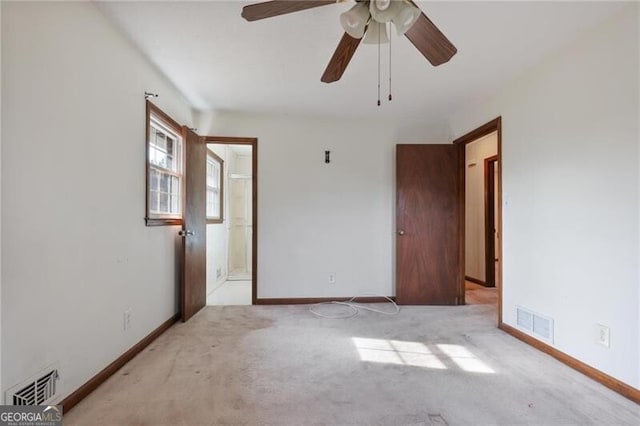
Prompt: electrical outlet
<box><xmin>596</xmin><ymin>324</ymin><xmax>610</xmax><ymax>347</ymax></box>
<box><xmin>124</xmin><ymin>309</ymin><xmax>132</xmax><ymax>331</ymax></box>
<box><xmin>328</xmin><ymin>273</ymin><xmax>336</xmax><ymax>284</ymax></box>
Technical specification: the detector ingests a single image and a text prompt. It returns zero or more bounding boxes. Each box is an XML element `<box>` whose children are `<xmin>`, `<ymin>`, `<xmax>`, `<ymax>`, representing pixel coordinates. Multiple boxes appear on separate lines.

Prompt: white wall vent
<box><xmin>516</xmin><ymin>307</ymin><xmax>534</xmax><ymax>331</ymax></box>
<box><xmin>5</xmin><ymin>364</ymin><xmax>60</xmax><ymax>405</ymax></box>
<box><xmin>516</xmin><ymin>306</ymin><xmax>554</xmax><ymax>343</ymax></box>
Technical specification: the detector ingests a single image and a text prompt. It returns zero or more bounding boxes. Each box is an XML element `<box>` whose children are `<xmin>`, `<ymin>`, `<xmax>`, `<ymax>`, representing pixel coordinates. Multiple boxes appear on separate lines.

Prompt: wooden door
<box><xmin>181</xmin><ymin>127</ymin><xmax>207</xmax><ymax>321</ymax></box>
<box><xmin>396</xmin><ymin>144</ymin><xmax>463</xmax><ymax>305</ymax></box>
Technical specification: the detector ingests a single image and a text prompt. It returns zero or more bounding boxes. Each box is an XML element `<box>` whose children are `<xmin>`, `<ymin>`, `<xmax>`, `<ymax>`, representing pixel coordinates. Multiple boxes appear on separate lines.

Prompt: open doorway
<box><xmin>204</xmin><ymin>137</ymin><xmax>257</xmax><ymax>306</ymax></box>
<box><xmin>453</xmin><ymin>119</ymin><xmax>502</xmax><ymax>318</ymax></box>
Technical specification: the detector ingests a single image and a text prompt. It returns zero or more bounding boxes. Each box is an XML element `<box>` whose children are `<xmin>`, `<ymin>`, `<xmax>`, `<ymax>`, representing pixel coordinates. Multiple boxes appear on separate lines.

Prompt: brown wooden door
<box><xmin>396</xmin><ymin>144</ymin><xmax>463</xmax><ymax>305</ymax></box>
<box><xmin>181</xmin><ymin>127</ymin><xmax>207</xmax><ymax>321</ymax></box>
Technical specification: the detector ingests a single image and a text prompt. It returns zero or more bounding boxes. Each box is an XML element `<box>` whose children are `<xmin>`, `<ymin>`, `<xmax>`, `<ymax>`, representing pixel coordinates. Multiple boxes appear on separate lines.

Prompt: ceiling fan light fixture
<box><xmin>370</xmin><ymin>0</ymin><xmax>402</xmax><ymax>23</ymax></box>
<box><xmin>375</xmin><ymin>0</ymin><xmax>392</xmax><ymax>11</ymax></box>
<box><xmin>363</xmin><ymin>21</ymin><xmax>389</xmax><ymax>44</ymax></box>
<box><xmin>340</xmin><ymin>2</ymin><xmax>371</xmax><ymax>39</ymax></box>
<box><xmin>391</xmin><ymin>2</ymin><xmax>421</xmax><ymax>35</ymax></box>
<box><xmin>243</xmin><ymin>0</ymin><xmax>458</xmax><ymax>85</ymax></box>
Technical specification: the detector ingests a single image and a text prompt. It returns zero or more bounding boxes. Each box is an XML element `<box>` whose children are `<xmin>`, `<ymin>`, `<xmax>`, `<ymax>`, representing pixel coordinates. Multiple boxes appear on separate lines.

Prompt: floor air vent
<box><xmin>5</xmin><ymin>365</ymin><xmax>60</xmax><ymax>405</ymax></box>
<box><xmin>516</xmin><ymin>306</ymin><xmax>554</xmax><ymax>343</ymax></box>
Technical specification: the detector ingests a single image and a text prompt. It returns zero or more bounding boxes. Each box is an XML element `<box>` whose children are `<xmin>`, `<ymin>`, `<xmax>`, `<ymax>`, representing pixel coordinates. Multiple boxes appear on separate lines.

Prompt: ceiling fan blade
<box><xmin>321</xmin><ymin>33</ymin><xmax>362</xmax><ymax>83</ymax></box>
<box><xmin>241</xmin><ymin>1</ymin><xmax>335</xmax><ymax>22</ymax></box>
<box><xmin>405</xmin><ymin>12</ymin><xmax>457</xmax><ymax>66</ymax></box>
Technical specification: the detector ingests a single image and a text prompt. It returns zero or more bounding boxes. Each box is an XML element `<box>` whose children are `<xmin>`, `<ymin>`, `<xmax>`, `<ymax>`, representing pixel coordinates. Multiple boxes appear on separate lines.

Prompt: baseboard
<box><xmin>207</xmin><ymin>277</ymin><xmax>228</xmax><ymax>297</ymax></box>
<box><xmin>61</xmin><ymin>313</ymin><xmax>180</xmax><ymax>413</ymax></box>
<box><xmin>465</xmin><ymin>275</ymin><xmax>489</xmax><ymax>286</ymax></box>
<box><xmin>256</xmin><ymin>296</ymin><xmax>395</xmax><ymax>305</ymax></box>
<box><xmin>499</xmin><ymin>322</ymin><xmax>640</xmax><ymax>404</ymax></box>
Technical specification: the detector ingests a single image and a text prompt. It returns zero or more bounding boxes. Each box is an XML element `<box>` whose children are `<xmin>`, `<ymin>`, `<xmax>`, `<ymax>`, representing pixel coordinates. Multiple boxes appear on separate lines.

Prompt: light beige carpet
<box><xmin>63</xmin><ymin>303</ymin><xmax>639</xmax><ymax>425</ymax></box>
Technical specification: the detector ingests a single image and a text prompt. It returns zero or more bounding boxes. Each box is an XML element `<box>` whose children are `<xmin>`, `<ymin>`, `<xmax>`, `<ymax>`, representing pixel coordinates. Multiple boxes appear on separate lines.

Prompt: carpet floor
<box><xmin>63</xmin><ymin>303</ymin><xmax>639</xmax><ymax>425</ymax></box>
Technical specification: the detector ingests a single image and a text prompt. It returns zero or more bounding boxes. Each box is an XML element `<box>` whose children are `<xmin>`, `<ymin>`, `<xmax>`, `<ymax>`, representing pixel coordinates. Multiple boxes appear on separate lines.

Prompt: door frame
<box><xmin>203</xmin><ymin>136</ymin><xmax>258</xmax><ymax>305</ymax></box>
<box><xmin>453</xmin><ymin>117</ymin><xmax>503</xmax><ymax>324</ymax></box>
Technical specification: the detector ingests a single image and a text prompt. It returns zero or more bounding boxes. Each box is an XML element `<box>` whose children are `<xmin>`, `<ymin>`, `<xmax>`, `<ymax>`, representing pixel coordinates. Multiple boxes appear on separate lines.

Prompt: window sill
<box><xmin>207</xmin><ymin>218</ymin><xmax>223</xmax><ymax>225</ymax></box>
<box><xmin>146</xmin><ymin>217</ymin><xmax>183</xmax><ymax>227</ymax></box>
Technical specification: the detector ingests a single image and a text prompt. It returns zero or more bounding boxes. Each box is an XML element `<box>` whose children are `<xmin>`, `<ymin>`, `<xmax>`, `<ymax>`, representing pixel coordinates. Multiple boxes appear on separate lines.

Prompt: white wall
<box><xmin>0</xmin><ymin>0</ymin><xmax>3</xmax><ymax>394</ymax></box>
<box><xmin>637</xmin><ymin>2</ymin><xmax>640</xmax><ymax>388</ymax></box>
<box><xmin>449</xmin><ymin>5</ymin><xmax>639</xmax><ymax>388</ymax></box>
<box><xmin>202</xmin><ymin>113</ymin><xmax>445</xmax><ymax>298</ymax></box>
<box><xmin>465</xmin><ymin>132</ymin><xmax>498</xmax><ymax>282</ymax></box>
<box><xmin>2</xmin><ymin>2</ymin><xmax>193</xmax><ymax>401</ymax></box>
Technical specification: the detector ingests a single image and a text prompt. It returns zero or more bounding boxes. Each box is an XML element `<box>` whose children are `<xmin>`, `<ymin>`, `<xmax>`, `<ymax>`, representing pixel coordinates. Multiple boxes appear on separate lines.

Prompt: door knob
<box><xmin>398</xmin><ymin>230</ymin><xmax>405</xmax><ymax>236</ymax></box>
<box><xmin>179</xmin><ymin>230</ymin><xmax>195</xmax><ymax>237</ymax></box>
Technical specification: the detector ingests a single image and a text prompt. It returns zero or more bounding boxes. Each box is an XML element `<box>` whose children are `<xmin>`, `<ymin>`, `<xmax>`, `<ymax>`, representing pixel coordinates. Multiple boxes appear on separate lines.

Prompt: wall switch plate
<box><xmin>328</xmin><ymin>273</ymin><xmax>336</xmax><ymax>284</ymax></box>
<box><xmin>596</xmin><ymin>324</ymin><xmax>610</xmax><ymax>347</ymax></box>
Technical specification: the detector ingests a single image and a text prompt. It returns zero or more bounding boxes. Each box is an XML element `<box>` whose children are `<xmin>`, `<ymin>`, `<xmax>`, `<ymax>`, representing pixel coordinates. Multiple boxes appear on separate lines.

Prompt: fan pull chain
<box><xmin>377</xmin><ymin>24</ymin><xmax>381</xmax><ymax>107</ymax></box>
<box><xmin>388</xmin><ymin>23</ymin><xmax>392</xmax><ymax>101</ymax></box>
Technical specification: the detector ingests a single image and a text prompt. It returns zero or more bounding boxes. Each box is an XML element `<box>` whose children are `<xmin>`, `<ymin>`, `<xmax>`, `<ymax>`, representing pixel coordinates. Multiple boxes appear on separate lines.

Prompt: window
<box><xmin>206</xmin><ymin>151</ymin><xmax>224</xmax><ymax>223</ymax></box>
<box><xmin>146</xmin><ymin>102</ymin><xmax>183</xmax><ymax>226</ymax></box>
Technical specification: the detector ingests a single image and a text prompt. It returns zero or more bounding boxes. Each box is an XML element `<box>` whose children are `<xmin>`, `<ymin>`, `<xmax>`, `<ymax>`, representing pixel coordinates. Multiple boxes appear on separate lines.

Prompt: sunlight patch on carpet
<box><xmin>352</xmin><ymin>338</ymin><xmax>495</xmax><ymax>374</ymax></box>
<box><xmin>437</xmin><ymin>344</ymin><xmax>495</xmax><ymax>374</ymax></box>
<box><xmin>352</xmin><ymin>338</ymin><xmax>446</xmax><ymax>369</ymax></box>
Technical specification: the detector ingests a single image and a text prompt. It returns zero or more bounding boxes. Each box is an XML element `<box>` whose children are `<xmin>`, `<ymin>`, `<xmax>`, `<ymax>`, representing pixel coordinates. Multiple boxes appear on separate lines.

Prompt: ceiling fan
<box><xmin>241</xmin><ymin>0</ymin><xmax>457</xmax><ymax>84</ymax></box>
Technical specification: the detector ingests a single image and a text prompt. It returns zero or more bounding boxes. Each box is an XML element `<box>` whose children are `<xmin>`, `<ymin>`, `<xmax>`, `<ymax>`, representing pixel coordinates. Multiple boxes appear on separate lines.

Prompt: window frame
<box><xmin>206</xmin><ymin>150</ymin><xmax>224</xmax><ymax>224</ymax></box>
<box><xmin>145</xmin><ymin>101</ymin><xmax>184</xmax><ymax>226</ymax></box>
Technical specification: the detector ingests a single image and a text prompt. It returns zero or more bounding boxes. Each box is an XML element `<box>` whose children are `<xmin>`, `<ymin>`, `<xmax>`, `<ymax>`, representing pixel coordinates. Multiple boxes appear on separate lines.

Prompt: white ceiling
<box><xmin>214</xmin><ymin>143</ymin><xmax>252</xmax><ymax>156</ymax></box>
<box><xmin>97</xmin><ymin>1</ymin><xmax>625</xmax><ymax>124</ymax></box>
